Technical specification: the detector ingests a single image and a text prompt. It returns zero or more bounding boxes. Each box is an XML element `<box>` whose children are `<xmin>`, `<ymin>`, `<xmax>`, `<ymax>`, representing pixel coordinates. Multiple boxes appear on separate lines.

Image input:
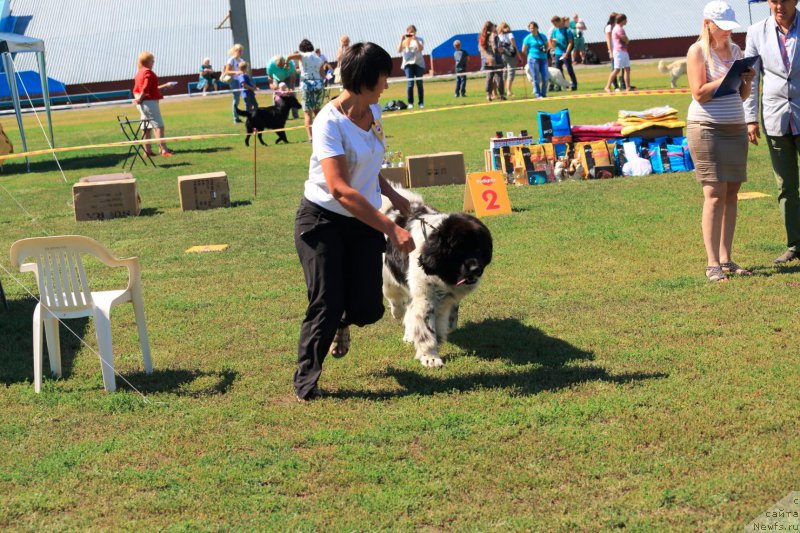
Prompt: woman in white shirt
<box><xmin>293</xmin><ymin>42</ymin><xmax>415</xmax><ymax>401</ymax></box>
<box><xmin>604</xmin><ymin>13</ymin><xmax>624</xmax><ymax>90</ymax></box>
<box><xmin>288</xmin><ymin>39</ymin><xmax>327</xmax><ymax>142</ymax></box>
<box><xmin>397</xmin><ymin>25</ymin><xmax>425</xmax><ymax>108</ymax></box>
<box><xmin>497</xmin><ymin>22</ymin><xmax>520</xmax><ymax>98</ymax></box>
<box><xmin>224</xmin><ymin>44</ymin><xmax>245</xmax><ymax>123</ymax></box>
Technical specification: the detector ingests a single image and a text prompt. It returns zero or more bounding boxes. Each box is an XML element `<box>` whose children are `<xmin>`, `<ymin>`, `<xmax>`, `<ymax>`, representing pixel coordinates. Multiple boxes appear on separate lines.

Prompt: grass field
<box><xmin>0</xmin><ymin>61</ymin><xmax>798</xmax><ymax>531</ymax></box>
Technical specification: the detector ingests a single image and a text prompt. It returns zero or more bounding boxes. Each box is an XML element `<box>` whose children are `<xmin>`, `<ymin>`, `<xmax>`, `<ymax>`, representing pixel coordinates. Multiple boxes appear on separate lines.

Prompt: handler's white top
<box><xmin>304</xmin><ymin>102</ymin><xmax>384</xmax><ymax>217</ymax></box>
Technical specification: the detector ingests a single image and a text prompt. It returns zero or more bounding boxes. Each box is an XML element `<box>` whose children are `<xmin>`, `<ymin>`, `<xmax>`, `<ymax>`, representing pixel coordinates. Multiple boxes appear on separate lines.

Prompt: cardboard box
<box><xmin>79</xmin><ymin>172</ymin><xmax>133</xmax><ymax>184</ymax></box>
<box><xmin>379</xmin><ymin>166</ymin><xmax>409</xmax><ymax>188</ymax></box>
<box><xmin>73</xmin><ymin>178</ymin><xmax>140</xmax><ymax>222</ymax></box>
<box><xmin>406</xmin><ymin>152</ymin><xmax>466</xmax><ymax>188</ymax></box>
<box><xmin>636</xmin><ymin>127</ymin><xmax>684</xmax><ymax>140</ymax></box>
<box><xmin>178</xmin><ymin>172</ymin><xmax>231</xmax><ymax>211</ymax></box>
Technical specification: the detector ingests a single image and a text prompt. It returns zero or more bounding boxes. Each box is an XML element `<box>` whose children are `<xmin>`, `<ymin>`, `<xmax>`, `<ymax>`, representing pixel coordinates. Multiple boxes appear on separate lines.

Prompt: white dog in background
<box><xmin>658</xmin><ymin>59</ymin><xmax>687</xmax><ymax>88</ymax></box>
<box><xmin>524</xmin><ymin>63</ymin><xmax>571</xmax><ymax>92</ymax></box>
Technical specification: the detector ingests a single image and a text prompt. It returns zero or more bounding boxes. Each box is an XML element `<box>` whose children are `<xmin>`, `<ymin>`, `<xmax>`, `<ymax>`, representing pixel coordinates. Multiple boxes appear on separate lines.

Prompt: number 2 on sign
<box><xmin>464</xmin><ymin>170</ymin><xmax>512</xmax><ymax>217</ymax></box>
<box><xmin>482</xmin><ymin>189</ymin><xmax>500</xmax><ymax>210</ymax></box>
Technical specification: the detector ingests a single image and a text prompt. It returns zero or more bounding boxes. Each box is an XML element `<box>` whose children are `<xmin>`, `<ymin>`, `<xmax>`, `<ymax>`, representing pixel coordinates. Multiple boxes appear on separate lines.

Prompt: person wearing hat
<box><xmin>744</xmin><ymin>0</ymin><xmax>800</xmax><ymax>264</ymax></box>
<box><xmin>686</xmin><ymin>0</ymin><xmax>755</xmax><ymax>281</ymax></box>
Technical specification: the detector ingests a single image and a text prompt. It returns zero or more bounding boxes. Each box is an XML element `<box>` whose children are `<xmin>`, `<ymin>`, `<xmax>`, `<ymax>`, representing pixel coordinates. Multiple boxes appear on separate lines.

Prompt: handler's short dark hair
<box><xmin>340</xmin><ymin>42</ymin><xmax>393</xmax><ymax>94</ymax></box>
<box><xmin>299</xmin><ymin>39</ymin><xmax>314</xmax><ymax>53</ymax></box>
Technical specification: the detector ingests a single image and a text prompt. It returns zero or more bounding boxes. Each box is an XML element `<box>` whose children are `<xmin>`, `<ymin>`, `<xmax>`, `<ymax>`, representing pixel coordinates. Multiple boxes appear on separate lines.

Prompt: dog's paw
<box><xmin>417</xmin><ymin>354</ymin><xmax>444</xmax><ymax>368</ymax></box>
<box><xmin>402</xmin><ymin>329</ymin><xmax>414</xmax><ymax>344</ymax></box>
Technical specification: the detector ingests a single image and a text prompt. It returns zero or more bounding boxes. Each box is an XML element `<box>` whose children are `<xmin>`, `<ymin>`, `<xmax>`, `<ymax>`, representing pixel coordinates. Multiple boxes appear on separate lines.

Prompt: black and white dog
<box><xmin>235</xmin><ymin>93</ymin><xmax>302</xmax><ymax>146</ymax></box>
<box><xmin>382</xmin><ymin>189</ymin><xmax>493</xmax><ymax>368</ymax></box>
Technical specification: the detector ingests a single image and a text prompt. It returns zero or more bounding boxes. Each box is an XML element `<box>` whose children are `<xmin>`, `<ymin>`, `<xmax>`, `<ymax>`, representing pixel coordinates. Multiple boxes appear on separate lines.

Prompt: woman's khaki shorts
<box><xmin>687</xmin><ymin>121</ymin><xmax>748</xmax><ymax>183</ymax></box>
<box><xmin>137</xmin><ymin>99</ymin><xmax>164</xmax><ymax>129</ymax></box>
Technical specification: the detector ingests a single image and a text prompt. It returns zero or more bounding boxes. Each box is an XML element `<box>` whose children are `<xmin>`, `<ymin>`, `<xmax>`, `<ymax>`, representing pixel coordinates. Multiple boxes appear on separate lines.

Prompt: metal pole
<box><xmin>229</xmin><ymin>0</ymin><xmax>251</xmax><ymax>64</ymax></box>
<box><xmin>37</xmin><ymin>50</ymin><xmax>54</xmax><ymax>147</ymax></box>
<box><xmin>252</xmin><ymin>128</ymin><xmax>257</xmax><ymax>197</ymax></box>
<box><xmin>3</xmin><ymin>52</ymin><xmax>28</xmax><ymax>170</ymax></box>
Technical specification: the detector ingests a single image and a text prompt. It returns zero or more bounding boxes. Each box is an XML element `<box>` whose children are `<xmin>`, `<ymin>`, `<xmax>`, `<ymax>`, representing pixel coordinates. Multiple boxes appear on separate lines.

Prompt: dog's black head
<box><xmin>275</xmin><ymin>93</ymin><xmax>302</xmax><ymax>111</ymax></box>
<box><xmin>418</xmin><ymin>214</ymin><xmax>493</xmax><ymax>287</ymax></box>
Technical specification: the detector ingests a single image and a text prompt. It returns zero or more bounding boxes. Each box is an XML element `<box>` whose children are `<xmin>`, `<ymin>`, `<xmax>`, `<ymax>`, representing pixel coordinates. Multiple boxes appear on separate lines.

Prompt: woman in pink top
<box><xmin>604</xmin><ymin>14</ymin><xmax>632</xmax><ymax>93</ymax></box>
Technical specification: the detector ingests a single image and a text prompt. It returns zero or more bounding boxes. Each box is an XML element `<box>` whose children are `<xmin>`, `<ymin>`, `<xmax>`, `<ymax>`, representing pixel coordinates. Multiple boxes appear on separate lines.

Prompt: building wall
<box><xmin>12</xmin><ymin>0</ymin><xmax>762</xmax><ymax>94</ymax></box>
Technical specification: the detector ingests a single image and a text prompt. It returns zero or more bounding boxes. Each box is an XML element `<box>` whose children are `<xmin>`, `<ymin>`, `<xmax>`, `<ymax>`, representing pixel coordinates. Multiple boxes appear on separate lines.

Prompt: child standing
<box><xmin>453</xmin><ymin>40</ymin><xmax>468</xmax><ymax>97</ymax></box>
<box><xmin>237</xmin><ymin>61</ymin><xmax>259</xmax><ymax>112</ymax></box>
<box><xmin>604</xmin><ymin>14</ymin><xmax>632</xmax><ymax>93</ymax></box>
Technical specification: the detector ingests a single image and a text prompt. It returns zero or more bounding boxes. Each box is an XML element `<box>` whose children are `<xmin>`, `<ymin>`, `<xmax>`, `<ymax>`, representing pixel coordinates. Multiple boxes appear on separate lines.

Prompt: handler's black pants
<box><xmin>293</xmin><ymin>199</ymin><xmax>386</xmax><ymax>399</ymax></box>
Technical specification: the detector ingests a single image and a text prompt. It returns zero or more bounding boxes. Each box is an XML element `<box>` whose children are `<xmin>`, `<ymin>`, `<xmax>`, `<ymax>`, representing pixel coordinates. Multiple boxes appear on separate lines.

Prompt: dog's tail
<box><xmin>657</xmin><ymin>60</ymin><xmax>670</xmax><ymax>74</ymax></box>
<box><xmin>234</xmin><ymin>106</ymin><xmax>248</xmax><ymax>117</ymax></box>
<box><xmin>379</xmin><ymin>181</ymin><xmax>425</xmax><ymax>214</ymax></box>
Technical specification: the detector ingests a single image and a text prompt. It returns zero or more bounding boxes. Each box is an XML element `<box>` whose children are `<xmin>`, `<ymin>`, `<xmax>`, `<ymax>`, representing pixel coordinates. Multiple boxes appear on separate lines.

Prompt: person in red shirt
<box><xmin>132</xmin><ymin>51</ymin><xmax>176</xmax><ymax>156</ymax></box>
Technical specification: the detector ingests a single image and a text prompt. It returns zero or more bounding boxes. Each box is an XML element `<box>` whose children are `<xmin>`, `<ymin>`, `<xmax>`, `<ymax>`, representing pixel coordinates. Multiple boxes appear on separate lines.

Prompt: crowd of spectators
<box><xmin>136</xmin><ymin>16</ymin><xmax>631</xmax><ymax>146</ymax></box>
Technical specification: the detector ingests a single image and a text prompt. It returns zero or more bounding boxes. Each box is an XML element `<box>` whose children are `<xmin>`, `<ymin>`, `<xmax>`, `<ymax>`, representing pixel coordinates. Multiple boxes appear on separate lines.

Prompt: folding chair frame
<box><xmin>117</xmin><ymin>114</ymin><xmax>157</xmax><ymax>170</ymax></box>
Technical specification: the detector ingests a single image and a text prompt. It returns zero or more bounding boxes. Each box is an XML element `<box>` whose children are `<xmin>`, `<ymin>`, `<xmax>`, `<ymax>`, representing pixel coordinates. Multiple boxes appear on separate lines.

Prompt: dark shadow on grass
<box><xmin>511</xmin><ymin>207</ymin><xmax>529</xmax><ymax>213</ymax></box>
<box><xmin>230</xmin><ymin>200</ymin><xmax>252</xmax><ymax>208</ymax></box>
<box><xmin>137</xmin><ymin>207</ymin><xmax>162</xmax><ymax>217</ymax></box>
<box><xmin>156</xmin><ymin>162</ymin><xmax>192</xmax><ymax>169</ymax></box>
<box><xmin>448</xmin><ymin>318</ymin><xmax>591</xmax><ymax>366</ymax></box>
<box><xmin>0</xmin><ymin>296</ymin><xmax>89</xmax><ymax>385</ymax></box>
<box><xmin>2</xmin><ymin>153</ymin><xmax>129</xmax><ymax>174</ymax></box>
<box><xmin>173</xmin><ymin>146</ymin><xmax>233</xmax><ymax>155</ymax></box>
<box><xmin>756</xmin><ymin>263</ymin><xmax>800</xmax><ymax>277</ymax></box>
<box><xmin>329</xmin><ymin>318</ymin><xmax>667</xmax><ymax>399</ymax></box>
<box><xmin>119</xmin><ymin>368</ymin><xmax>238</xmax><ymax>397</ymax></box>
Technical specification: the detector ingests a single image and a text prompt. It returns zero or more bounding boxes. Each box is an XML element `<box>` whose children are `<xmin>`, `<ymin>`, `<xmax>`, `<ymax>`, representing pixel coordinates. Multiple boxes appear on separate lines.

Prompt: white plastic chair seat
<box><xmin>10</xmin><ymin>235</ymin><xmax>152</xmax><ymax>392</ymax></box>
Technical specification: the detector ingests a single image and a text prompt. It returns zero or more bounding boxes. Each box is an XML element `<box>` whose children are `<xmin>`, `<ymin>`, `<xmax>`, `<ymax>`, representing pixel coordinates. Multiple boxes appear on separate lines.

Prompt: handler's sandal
<box><xmin>774</xmin><ymin>249</ymin><xmax>799</xmax><ymax>264</ymax></box>
<box><xmin>721</xmin><ymin>261</ymin><xmax>752</xmax><ymax>276</ymax></box>
<box><xmin>706</xmin><ymin>265</ymin><xmax>727</xmax><ymax>282</ymax></box>
<box><xmin>329</xmin><ymin>326</ymin><xmax>350</xmax><ymax>358</ymax></box>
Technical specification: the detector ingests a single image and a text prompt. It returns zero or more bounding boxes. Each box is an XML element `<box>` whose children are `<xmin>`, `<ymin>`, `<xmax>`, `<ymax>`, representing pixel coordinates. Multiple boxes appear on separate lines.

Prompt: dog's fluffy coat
<box><xmin>235</xmin><ymin>94</ymin><xmax>302</xmax><ymax>146</ymax></box>
<box><xmin>658</xmin><ymin>59</ymin><xmax>687</xmax><ymax>89</ymax></box>
<box><xmin>381</xmin><ymin>189</ymin><xmax>493</xmax><ymax>368</ymax></box>
<box><xmin>523</xmin><ymin>64</ymin><xmax>571</xmax><ymax>91</ymax></box>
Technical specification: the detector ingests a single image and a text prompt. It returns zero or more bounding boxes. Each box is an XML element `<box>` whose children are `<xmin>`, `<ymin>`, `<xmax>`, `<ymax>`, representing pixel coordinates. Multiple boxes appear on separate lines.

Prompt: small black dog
<box><xmin>235</xmin><ymin>93</ymin><xmax>302</xmax><ymax>146</ymax></box>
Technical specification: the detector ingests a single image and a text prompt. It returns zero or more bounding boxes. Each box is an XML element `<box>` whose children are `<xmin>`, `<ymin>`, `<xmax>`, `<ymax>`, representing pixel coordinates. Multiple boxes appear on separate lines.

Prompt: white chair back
<box><xmin>33</xmin><ymin>244</ymin><xmax>93</xmax><ymax>312</ymax></box>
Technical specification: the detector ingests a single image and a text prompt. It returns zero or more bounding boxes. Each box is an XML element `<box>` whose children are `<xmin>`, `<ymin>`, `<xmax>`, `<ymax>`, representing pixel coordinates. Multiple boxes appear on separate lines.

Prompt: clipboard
<box><xmin>713</xmin><ymin>56</ymin><xmax>758</xmax><ymax>98</ymax></box>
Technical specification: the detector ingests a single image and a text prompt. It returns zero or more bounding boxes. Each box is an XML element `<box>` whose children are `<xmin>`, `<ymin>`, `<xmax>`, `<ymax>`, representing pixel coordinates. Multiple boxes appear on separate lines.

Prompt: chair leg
<box><xmin>0</xmin><ymin>277</ymin><xmax>8</xmax><ymax>311</ymax></box>
<box><xmin>33</xmin><ymin>305</ymin><xmax>43</xmax><ymax>393</ymax></box>
<box><xmin>93</xmin><ymin>308</ymin><xmax>116</xmax><ymax>392</ymax></box>
<box><xmin>42</xmin><ymin>311</ymin><xmax>62</xmax><ymax>377</ymax></box>
<box><xmin>132</xmin><ymin>294</ymin><xmax>152</xmax><ymax>374</ymax></box>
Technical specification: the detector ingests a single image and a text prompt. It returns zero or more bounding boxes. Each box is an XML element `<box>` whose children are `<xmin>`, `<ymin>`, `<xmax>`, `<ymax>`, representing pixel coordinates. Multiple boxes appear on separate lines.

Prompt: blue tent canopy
<box><xmin>432</xmin><ymin>30</ymin><xmax>530</xmax><ymax>59</ymax></box>
<box><xmin>0</xmin><ymin>70</ymin><xmax>64</xmax><ymax>98</ymax></box>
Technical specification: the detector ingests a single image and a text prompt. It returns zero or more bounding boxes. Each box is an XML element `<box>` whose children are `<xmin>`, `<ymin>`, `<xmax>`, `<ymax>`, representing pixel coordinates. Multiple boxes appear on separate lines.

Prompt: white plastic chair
<box><xmin>10</xmin><ymin>235</ymin><xmax>152</xmax><ymax>392</ymax></box>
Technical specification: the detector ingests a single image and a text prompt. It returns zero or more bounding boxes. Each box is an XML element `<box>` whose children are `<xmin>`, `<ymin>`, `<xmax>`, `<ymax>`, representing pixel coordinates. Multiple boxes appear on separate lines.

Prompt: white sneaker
<box><xmin>419</xmin><ymin>104</ymin><xmax>425</xmax><ymax>109</ymax></box>
<box><xmin>408</xmin><ymin>104</ymin><xmax>414</xmax><ymax>109</ymax></box>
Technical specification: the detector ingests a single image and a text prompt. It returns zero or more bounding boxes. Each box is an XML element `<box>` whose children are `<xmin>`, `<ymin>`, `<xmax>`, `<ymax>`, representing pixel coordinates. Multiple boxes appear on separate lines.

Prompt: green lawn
<box><xmin>0</xmin><ymin>62</ymin><xmax>797</xmax><ymax>531</ymax></box>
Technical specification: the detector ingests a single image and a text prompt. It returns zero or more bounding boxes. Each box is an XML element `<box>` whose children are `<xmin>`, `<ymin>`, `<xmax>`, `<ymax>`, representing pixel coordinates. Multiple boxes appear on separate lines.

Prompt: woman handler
<box><xmin>293</xmin><ymin>42</ymin><xmax>415</xmax><ymax>401</ymax></box>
